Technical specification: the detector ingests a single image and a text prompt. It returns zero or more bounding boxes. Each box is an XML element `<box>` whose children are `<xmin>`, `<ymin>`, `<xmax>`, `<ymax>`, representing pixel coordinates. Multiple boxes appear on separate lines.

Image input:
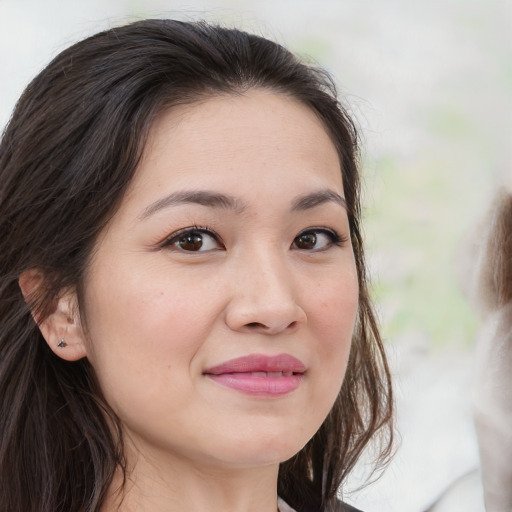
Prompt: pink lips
<box><xmin>204</xmin><ymin>354</ymin><xmax>306</xmax><ymax>397</ymax></box>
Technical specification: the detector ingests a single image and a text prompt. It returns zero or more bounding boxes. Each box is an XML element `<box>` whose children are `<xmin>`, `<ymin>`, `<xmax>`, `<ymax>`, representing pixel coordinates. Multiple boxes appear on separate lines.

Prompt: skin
<box><xmin>30</xmin><ymin>90</ymin><xmax>359</xmax><ymax>512</ymax></box>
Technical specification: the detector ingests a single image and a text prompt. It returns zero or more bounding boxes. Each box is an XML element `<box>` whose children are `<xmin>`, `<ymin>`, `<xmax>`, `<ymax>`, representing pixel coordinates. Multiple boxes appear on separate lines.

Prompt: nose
<box><xmin>224</xmin><ymin>251</ymin><xmax>307</xmax><ymax>335</ymax></box>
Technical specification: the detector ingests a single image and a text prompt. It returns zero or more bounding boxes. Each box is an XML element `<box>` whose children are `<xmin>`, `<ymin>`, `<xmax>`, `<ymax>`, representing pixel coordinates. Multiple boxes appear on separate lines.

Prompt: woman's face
<box><xmin>79</xmin><ymin>90</ymin><xmax>359</xmax><ymax>470</ymax></box>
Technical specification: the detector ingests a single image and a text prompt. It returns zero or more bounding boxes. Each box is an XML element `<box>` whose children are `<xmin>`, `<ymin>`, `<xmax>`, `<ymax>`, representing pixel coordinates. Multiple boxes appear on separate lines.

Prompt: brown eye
<box><xmin>163</xmin><ymin>228</ymin><xmax>223</xmax><ymax>252</ymax></box>
<box><xmin>178</xmin><ymin>232</ymin><xmax>204</xmax><ymax>251</ymax></box>
<box><xmin>292</xmin><ymin>229</ymin><xmax>340</xmax><ymax>251</ymax></box>
<box><xmin>294</xmin><ymin>232</ymin><xmax>317</xmax><ymax>250</ymax></box>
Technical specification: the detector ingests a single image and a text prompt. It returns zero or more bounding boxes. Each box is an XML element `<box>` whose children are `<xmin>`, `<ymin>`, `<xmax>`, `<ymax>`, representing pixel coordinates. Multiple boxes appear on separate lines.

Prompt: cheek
<box><xmin>307</xmin><ymin>268</ymin><xmax>359</xmax><ymax>400</ymax></box>
<box><xmin>86</xmin><ymin>260</ymin><xmax>217</xmax><ymax>339</ymax></box>
<box><xmin>82</xmin><ymin>266</ymin><xmax>218</xmax><ymax>395</ymax></box>
<box><xmin>312</xmin><ymin>267</ymin><xmax>359</xmax><ymax>342</ymax></box>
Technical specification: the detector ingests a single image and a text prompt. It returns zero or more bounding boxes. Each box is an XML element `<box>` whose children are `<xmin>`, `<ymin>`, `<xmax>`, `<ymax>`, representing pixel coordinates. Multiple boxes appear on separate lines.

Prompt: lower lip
<box><xmin>206</xmin><ymin>373</ymin><xmax>303</xmax><ymax>397</ymax></box>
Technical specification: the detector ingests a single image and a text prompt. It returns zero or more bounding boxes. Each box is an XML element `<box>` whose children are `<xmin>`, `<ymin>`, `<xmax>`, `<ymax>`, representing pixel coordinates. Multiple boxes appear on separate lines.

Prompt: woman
<box><xmin>0</xmin><ymin>19</ymin><xmax>393</xmax><ymax>512</ymax></box>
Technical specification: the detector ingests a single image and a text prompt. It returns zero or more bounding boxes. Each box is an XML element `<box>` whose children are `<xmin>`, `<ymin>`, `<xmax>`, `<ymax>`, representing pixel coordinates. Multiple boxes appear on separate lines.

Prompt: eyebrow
<box><xmin>138</xmin><ymin>190</ymin><xmax>245</xmax><ymax>220</ymax></box>
<box><xmin>291</xmin><ymin>189</ymin><xmax>347</xmax><ymax>212</ymax></box>
<box><xmin>138</xmin><ymin>188</ymin><xmax>347</xmax><ymax>221</ymax></box>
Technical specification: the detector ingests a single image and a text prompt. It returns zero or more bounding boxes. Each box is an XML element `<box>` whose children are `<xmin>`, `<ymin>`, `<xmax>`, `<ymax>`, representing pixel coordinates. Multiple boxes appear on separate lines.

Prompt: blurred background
<box><xmin>1</xmin><ymin>1</ymin><xmax>510</xmax><ymax>510</ymax></box>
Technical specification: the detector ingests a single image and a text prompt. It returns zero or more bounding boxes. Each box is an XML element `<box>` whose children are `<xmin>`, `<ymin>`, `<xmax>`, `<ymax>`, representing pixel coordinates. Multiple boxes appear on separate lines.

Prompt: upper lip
<box><xmin>204</xmin><ymin>353</ymin><xmax>306</xmax><ymax>375</ymax></box>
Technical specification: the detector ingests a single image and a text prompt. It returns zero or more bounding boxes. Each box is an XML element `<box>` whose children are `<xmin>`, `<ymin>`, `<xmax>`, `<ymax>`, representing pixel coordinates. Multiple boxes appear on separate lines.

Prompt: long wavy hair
<box><xmin>0</xmin><ymin>19</ymin><xmax>393</xmax><ymax>512</ymax></box>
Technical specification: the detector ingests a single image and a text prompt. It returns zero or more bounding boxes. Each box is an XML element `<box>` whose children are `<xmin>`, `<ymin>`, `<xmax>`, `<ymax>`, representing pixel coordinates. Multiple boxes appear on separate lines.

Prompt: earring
<box><xmin>57</xmin><ymin>339</ymin><xmax>67</xmax><ymax>348</ymax></box>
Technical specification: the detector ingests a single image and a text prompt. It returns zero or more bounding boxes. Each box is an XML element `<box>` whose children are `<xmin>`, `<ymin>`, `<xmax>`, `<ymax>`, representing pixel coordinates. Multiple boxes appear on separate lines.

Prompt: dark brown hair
<box><xmin>0</xmin><ymin>19</ymin><xmax>393</xmax><ymax>512</ymax></box>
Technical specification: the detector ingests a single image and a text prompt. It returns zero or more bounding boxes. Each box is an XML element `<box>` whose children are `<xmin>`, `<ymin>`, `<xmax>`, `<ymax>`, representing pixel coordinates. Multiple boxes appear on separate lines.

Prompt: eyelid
<box><xmin>293</xmin><ymin>227</ymin><xmax>348</xmax><ymax>250</ymax></box>
<box><xmin>156</xmin><ymin>225</ymin><xmax>347</xmax><ymax>252</ymax></box>
<box><xmin>159</xmin><ymin>225</ymin><xmax>224</xmax><ymax>250</ymax></box>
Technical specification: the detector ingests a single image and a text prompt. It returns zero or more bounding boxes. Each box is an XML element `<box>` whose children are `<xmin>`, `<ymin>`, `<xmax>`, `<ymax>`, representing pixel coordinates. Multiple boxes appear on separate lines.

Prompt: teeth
<box><xmin>249</xmin><ymin>371</ymin><xmax>286</xmax><ymax>377</ymax></box>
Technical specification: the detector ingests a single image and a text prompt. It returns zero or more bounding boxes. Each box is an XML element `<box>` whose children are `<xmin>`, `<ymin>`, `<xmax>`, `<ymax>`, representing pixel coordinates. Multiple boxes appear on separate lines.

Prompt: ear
<box><xmin>18</xmin><ymin>269</ymin><xmax>88</xmax><ymax>361</ymax></box>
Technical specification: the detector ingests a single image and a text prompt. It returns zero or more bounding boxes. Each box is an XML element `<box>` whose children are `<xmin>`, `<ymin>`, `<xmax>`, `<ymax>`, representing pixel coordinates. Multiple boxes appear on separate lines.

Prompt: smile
<box><xmin>204</xmin><ymin>354</ymin><xmax>306</xmax><ymax>397</ymax></box>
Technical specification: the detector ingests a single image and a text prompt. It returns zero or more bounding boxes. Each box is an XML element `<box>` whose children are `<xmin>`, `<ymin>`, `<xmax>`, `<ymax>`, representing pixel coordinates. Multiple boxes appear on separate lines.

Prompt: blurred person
<box><xmin>466</xmin><ymin>182</ymin><xmax>512</xmax><ymax>512</ymax></box>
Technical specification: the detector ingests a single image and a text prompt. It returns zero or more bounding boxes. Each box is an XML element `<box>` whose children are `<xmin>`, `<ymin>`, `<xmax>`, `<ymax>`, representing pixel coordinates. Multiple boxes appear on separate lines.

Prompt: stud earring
<box><xmin>57</xmin><ymin>339</ymin><xmax>67</xmax><ymax>348</ymax></box>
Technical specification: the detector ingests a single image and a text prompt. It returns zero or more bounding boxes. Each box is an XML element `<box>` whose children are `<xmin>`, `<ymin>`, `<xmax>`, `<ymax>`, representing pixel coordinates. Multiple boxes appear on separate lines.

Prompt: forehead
<box><xmin>125</xmin><ymin>90</ymin><xmax>344</xmax><ymax>209</ymax></box>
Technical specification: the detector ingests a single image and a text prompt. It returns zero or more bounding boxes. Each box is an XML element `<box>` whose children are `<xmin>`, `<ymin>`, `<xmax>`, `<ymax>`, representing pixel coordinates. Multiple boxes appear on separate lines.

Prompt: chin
<box><xmin>213</xmin><ymin>428</ymin><xmax>312</xmax><ymax>468</ymax></box>
<box><xmin>207</xmin><ymin>401</ymin><xmax>332</xmax><ymax>468</ymax></box>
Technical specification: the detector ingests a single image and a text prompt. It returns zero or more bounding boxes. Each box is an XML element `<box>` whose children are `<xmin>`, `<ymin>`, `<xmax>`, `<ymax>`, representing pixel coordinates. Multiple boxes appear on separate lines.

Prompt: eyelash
<box><xmin>292</xmin><ymin>228</ymin><xmax>348</xmax><ymax>251</ymax></box>
<box><xmin>159</xmin><ymin>225</ymin><xmax>224</xmax><ymax>251</ymax></box>
<box><xmin>159</xmin><ymin>225</ymin><xmax>348</xmax><ymax>252</ymax></box>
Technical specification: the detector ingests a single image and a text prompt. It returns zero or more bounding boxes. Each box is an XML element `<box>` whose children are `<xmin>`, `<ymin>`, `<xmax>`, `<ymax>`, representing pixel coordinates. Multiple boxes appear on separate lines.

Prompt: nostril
<box><xmin>246</xmin><ymin>322</ymin><xmax>264</xmax><ymax>329</ymax></box>
<box><xmin>244</xmin><ymin>320</ymin><xmax>298</xmax><ymax>331</ymax></box>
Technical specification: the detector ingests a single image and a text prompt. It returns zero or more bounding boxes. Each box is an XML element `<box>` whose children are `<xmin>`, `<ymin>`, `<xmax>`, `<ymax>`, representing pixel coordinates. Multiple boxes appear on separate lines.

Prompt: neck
<box><xmin>101</xmin><ymin>444</ymin><xmax>280</xmax><ymax>512</ymax></box>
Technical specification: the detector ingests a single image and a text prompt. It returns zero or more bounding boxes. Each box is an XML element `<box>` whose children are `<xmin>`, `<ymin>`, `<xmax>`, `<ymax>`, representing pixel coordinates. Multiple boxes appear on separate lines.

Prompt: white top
<box><xmin>277</xmin><ymin>497</ymin><xmax>297</xmax><ymax>512</ymax></box>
